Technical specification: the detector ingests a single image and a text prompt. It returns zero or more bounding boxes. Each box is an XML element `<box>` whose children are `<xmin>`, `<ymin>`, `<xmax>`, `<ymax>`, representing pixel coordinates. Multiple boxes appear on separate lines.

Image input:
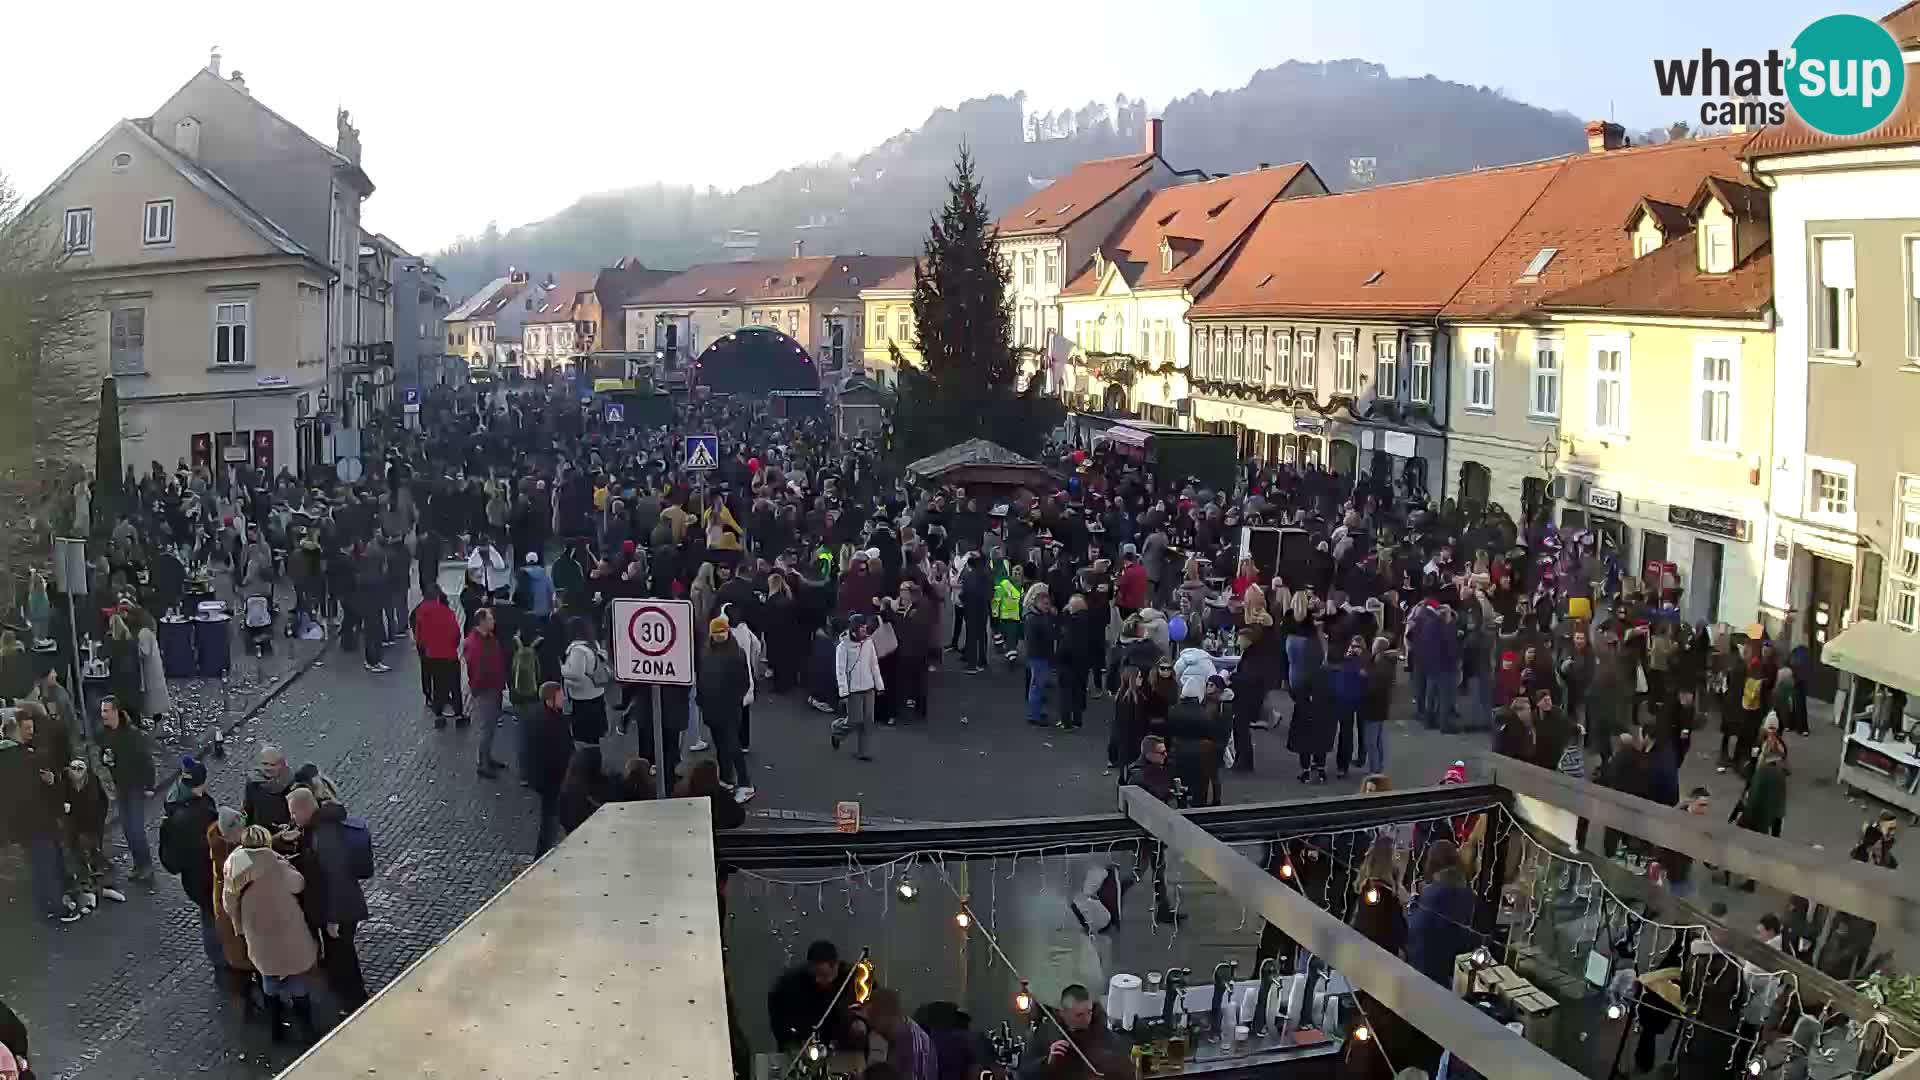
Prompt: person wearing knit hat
<box><xmin>160</xmin><ymin>754</ymin><xmax>223</xmax><ymax>975</ymax></box>
<box><xmin>709</xmin><ymin>615</ymin><xmax>731</xmax><ymax>642</ymax></box>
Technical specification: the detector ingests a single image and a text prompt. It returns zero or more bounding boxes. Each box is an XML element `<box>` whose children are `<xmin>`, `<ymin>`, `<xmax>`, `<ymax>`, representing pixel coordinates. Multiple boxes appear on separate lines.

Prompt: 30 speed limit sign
<box><xmin>610</xmin><ymin>599</ymin><xmax>695</xmax><ymax>685</ymax></box>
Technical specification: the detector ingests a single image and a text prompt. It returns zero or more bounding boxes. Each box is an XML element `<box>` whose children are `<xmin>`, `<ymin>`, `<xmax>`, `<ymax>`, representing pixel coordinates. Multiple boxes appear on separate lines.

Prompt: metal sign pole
<box><xmin>65</xmin><ymin>591</ymin><xmax>89</xmax><ymax>754</ymax></box>
<box><xmin>652</xmin><ymin>683</ymin><xmax>667</xmax><ymax>799</ymax></box>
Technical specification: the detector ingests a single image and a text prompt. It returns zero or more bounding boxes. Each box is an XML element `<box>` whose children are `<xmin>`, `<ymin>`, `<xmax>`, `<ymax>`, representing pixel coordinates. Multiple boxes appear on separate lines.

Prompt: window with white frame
<box><xmin>1271</xmin><ymin>331</ymin><xmax>1290</xmax><ymax>388</ymax></box>
<box><xmin>1815</xmin><ymin>236</ymin><xmax>1855</xmax><ymax>355</ymax></box>
<box><xmin>1591</xmin><ymin>336</ymin><xmax>1628</xmax><ymax>435</ymax></box>
<box><xmin>64</xmin><ymin>208</ymin><xmax>93</xmax><ymax>253</ymax></box>
<box><xmin>213</xmin><ymin>300</ymin><xmax>250</xmax><ymax>365</ymax></box>
<box><xmin>1374</xmin><ymin>337</ymin><xmax>1398</xmax><ymax>398</ymax></box>
<box><xmin>1294</xmin><ymin>333</ymin><xmax>1316</xmax><ymax>389</ymax></box>
<box><xmin>1213</xmin><ymin>329</ymin><xmax>1228</xmax><ymax>379</ymax></box>
<box><xmin>1195</xmin><ymin>327</ymin><xmax>1212</xmax><ymax>378</ymax></box>
<box><xmin>1022</xmin><ymin>253</ymin><xmax>1034</xmax><ymax>287</ymax></box>
<box><xmin>872</xmin><ymin>310</ymin><xmax>885</xmax><ymax>341</ymax></box>
<box><xmin>1044</xmin><ymin>250</ymin><xmax>1058</xmax><ymax>285</ymax></box>
<box><xmin>1703</xmin><ymin>223</ymin><xmax>1732</xmax><ymax>273</ymax></box>
<box><xmin>1333</xmin><ymin>334</ymin><xmax>1355</xmax><ymax>393</ymax></box>
<box><xmin>1468</xmin><ymin>340</ymin><xmax>1496</xmax><ymax>410</ymax></box>
<box><xmin>1249</xmin><ymin>329</ymin><xmax>1266</xmax><ymax>385</ymax></box>
<box><xmin>1114</xmin><ymin>314</ymin><xmax>1125</xmax><ymax>356</ymax></box>
<box><xmin>1891</xmin><ymin>487</ymin><xmax>1920</xmax><ymax>629</ymax></box>
<box><xmin>1162</xmin><ymin>324</ymin><xmax>1174</xmax><ymax>364</ymax></box>
<box><xmin>1409</xmin><ymin>338</ymin><xmax>1432</xmax><ymax>404</ymax></box>
<box><xmin>1907</xmin><ymin>237</ymin><xmax>1919</xmax><ymax>360</ymax></box>
<box><xmin>1809</xmin><ymin>463</ymin><xmax>1853</xmax><ymax>519</ymax></box>
<box><xmin>1229</xmin><ymin>328</ymin><xmax>1245</xmax><ymax>382</ymax></box>
<box><xmin>143</xmin><ymin>199</ymin><xmax>174</xmax><ymax>246</ymax></box>
<box><xmin>1694</xmin><ymin>340</ymin><xmax>1738</xmax><ymax>449</ymax></box>
<box><xmin>895</xmin><ymin>310</ymin><xmax>909</xmax><ymax>343</ymax></box>
<box><xmin>1532</xmin><ymin>336</ymin><xmax>1560</xmax><ymax>417</ymax></box>
<box><xmin>109</xmin><ymin>306</ymin><xmax>145</xmax><ymax>374</ymax></box>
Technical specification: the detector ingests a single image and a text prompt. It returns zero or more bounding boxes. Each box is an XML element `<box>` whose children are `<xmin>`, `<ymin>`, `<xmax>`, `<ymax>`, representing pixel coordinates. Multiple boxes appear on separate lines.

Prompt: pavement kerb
<box><xmin>112</xmin><ymin>644</ymin><xmax>329</xmax><ymax>820</ymax></box>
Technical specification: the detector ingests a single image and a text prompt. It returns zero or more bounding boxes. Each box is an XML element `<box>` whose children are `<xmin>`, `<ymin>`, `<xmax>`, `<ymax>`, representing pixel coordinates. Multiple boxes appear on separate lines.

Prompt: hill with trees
<box><xmin>432</xmin><ymin>59</ymin><xmax>1588</xmax><ymax>298</ymax></box>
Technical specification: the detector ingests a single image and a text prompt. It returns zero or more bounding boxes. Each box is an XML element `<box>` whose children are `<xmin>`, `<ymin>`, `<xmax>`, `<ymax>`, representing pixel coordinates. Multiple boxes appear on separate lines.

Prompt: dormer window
<box><xmin>1634</xmin><ymin>232</ymin><xmax>1661</xmax><ymax>258</ymax></box>
<box><xmin>1702</xmin><ymin>223</ymin><xmax>1733</xmax><ymax>273</ymax></box>
<box><xmin>1159</xmin><ymin>240</ymin><xmax>1172</xmax><ymax>274</ymax></box>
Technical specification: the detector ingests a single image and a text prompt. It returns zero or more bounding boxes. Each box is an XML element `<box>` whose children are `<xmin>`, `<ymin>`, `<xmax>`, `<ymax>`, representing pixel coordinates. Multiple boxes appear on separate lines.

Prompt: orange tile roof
<box><xmin>1059</xmin><ymin>163</ymin><xmax>1316</xmax><ymax>297</ymax></box>
<box><xmin>1190</xmin><ymin>160</ymin><xmax>1562</xmax><ymax>318</ymax></box>
<box><xmin>1537</xmin><ymin>236</ymin><xmax>1772</xmax><ymax>319</ymax></box>
<box><xmin>994</xmin><ymin>154</ymin><xmax>1158</xmax><ymax>237</ymax></box>
<box><xmin>862</xmin><ymin>260</ymin><xmax>919</xmax><ymax>293</ymax></box>
<box><xmin>1744</xmin><ymin>5</ymin><xmax>1920</xmax><ymax>157</ymax></box>
<box><xmin>1441</xmin><ymin>135</ymin><xmax>1750</xmax><ymax>319</ymax></box>
<box><xmin>625</xmin><ymin>255</ymin><xmax>915</xmax><ymax>307</ymax></box>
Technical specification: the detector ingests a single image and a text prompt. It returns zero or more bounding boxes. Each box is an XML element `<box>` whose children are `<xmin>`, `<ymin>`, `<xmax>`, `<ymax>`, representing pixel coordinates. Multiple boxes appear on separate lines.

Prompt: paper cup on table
<box><xmin>1106</xmin><ymin>974</ymin><xmax>1142</xmax><ymax>1029</ymax></box>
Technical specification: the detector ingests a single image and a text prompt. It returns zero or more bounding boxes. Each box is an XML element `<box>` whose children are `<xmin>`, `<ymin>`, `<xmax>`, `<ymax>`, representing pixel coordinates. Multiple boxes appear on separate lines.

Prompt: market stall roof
<box><xmin>904</xmin><ymin>438</ymin><xmax>1052</xmax><ymax>486</ymax></box>
<box><xmin>1823</xmin><ymin>621</ymin><xmax>1920</xmax><ymax>697</ymax></box>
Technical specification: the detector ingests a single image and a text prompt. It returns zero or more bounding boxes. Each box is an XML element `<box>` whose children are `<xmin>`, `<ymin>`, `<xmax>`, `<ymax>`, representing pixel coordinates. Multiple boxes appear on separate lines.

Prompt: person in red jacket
<box><xmin>1115</xmin><ymin>546</ymin><xmax>1149</xmax><ymax>617</ymax></box>
<box><xmin>463</xmin><ymin>608</ymin><xmax>510</xmax><ymax>778</ymax></box>
<box><xmin>410</xmin><ymin>585</ymin><xmax>463</xmax><ymax>728</ymax></box>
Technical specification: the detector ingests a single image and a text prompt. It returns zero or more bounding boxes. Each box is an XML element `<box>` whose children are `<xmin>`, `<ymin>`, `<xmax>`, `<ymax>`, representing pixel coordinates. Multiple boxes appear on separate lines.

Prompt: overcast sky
<box><xmin>1</xmin><ymin>0</ymin><xmax>1880</xmax><ymax>255</ymax></box>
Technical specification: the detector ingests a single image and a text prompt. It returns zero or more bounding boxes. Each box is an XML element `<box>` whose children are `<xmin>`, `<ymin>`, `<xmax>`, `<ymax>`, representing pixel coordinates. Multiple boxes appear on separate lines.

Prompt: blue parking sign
<box><xmin>402</xmin><ymin>387</ymin><xmax>421</xmax><ymax>406</ymax></box>
<box><xmin>684</xmin><ymin>433</ymin><xmax>720</xmax><ymax>471</ymax></box>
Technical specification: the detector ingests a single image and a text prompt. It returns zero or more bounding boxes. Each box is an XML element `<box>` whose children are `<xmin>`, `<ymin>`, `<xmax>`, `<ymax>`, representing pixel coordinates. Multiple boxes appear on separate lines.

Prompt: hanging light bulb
<box><xmin>1353</xmin><ymin>1024</ymin><xmax>1373</xmax><ymax>1043</ymax></box>
<box><xmin>1363</xmin><ymin>884</ymin><xmax>1381</xmax><ymax>905</ymax></box>
<box><xmin>1472</xmin><ymin>947</ymin><xmax>1493</xmax><ymax>968</ymax></box>
<box><xmin>1747</xmin><ymin>1058</ymin><xmax>1764</xmax><ymax>1077</ymax></box>
<box><xmin>1606</xmin><ymin>1002</ymin><xmax>1624</xmax><ymax>1021</ymax></box>
<box><xmin>1279</xmin><ymin>862</ymin><xmax>1294</xmax><ymax>879</ymax></box>
<box><xmin>806</xmin><ymin>1042</ymin><xmax>827</xmax><ymax>1062</ymax></box>
<box><xmin>1015</xmin><ymin>981</ymin><xmax>1033</xmax><ymax>1014</ymax></box>
<box><xmin>896</xmin><ymin>878</ymin><xmax>918</xmax><ymax>901</ymax></box>
<box><xmin>955</xmin><ymin>910</ymin><xmax>973</xmax><ymax>929</ymax></box>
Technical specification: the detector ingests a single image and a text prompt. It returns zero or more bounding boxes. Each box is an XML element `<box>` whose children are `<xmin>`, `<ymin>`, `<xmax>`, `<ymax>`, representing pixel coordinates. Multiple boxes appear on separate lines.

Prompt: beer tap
<box><xmin>1208</xmin><ymin>960</ymin><xmax>1238</xmax><ymax>1037</ymax></box>
<box><xmin>1248</xmin><ymin>957</ymin><xmax>1279</xmax><ymax>1037</ymax></box>
<box><xmin>1161</xmin><ymin>967</ymin><xmax>1191</xmax><ymax>1028</ymax></box>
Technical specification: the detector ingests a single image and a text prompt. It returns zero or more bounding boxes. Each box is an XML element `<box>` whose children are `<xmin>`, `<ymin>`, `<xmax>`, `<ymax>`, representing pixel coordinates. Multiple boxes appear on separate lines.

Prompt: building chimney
<box><xmin>793</xmin><ymin>239</ymin><xmax>805</xmax><ymax>258</ymax></box>
<box><xmin>174</xmin><ymin>116</ymin><xmax>201</xmax><ymax>161</ymax></box>
<box><xmin>1145</xmin><ymin>117</ymin><xmax>1164</xmax><ymax>158</ymax></box>
<box><xmin>208</xmin><ymin>47</ymin><xmax>222</xmax><ymax>77</ymax></box>
<box><xmin>1585</xmin><ymin>120</ymin><xmax>1629</xmax><ymax>153</ymax></box>
<box><xmin>229</xmin><ymin>70</ymin><xmax>248</xmax><ymax>95</ymax></box>
<box><xmin>1258</xmin><ymin>162</ymin><xmax>1271</xmax><ymax>170</ymax></box>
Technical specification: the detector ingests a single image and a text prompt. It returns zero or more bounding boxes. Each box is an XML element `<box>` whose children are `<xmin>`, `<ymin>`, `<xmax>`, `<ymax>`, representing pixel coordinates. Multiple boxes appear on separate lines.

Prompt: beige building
<box><xmin>37</xmin><ymin>117</ymin><xmax>331</xmax><ymax>478</ymax></box>
<box><xmin>521</xmin><ymin>272</ymin><xmax>599</xmax><ymax>376</ymax></box>
<box><xmin>1533</xmin><ymin>177</ymin><xmax>1776</xmax><ymax>627</ymax></box>
<box><xmin>620</xmin><ymin>253</ymin><xmax>914</xmax><ymax>379</ymax></box>
<box><xmin>1441</xmin><ymin>128</ymin><xmax>1753</xmax><ymax>525</ymax></box>
<box><xmin>857</xmin><ymin>262</ymin><xmax>918</xmax><ymax>388</ymax></box>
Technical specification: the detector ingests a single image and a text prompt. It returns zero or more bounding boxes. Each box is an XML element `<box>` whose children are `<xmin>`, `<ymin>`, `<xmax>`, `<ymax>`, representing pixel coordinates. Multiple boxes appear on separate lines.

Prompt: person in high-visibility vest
<box><xmin>991</xmin><ymin>563</ymin><xmax>1025</xmax><ymax>667</ymax></box>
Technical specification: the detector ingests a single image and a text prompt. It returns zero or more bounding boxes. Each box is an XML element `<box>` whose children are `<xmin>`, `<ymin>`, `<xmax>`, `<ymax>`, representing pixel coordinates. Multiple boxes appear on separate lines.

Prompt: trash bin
<box><xmin>194</xmin><ymin>615</ymin><xmax>231</xmax><ymax>677</ymax></box>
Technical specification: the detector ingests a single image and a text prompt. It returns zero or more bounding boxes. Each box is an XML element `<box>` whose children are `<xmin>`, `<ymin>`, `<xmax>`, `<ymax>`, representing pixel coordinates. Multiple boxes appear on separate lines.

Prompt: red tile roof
<box><xmin>526</xmin><ymin>271</ymin><xmax>599</xmax><ymax>323</ymax></box>
<box><xmin>1744</xmin><ymin>5</ymin><xmax>1920</xmax><ymax>157</ymax></box>
<box><xmin>1190</xmin><ymin>159</ymin><xmax>1562</xmax><ymax>318</ymax></box>
<box><xmin>1059</xmin><ymin>163</ymin><xmax>1317</xmax><ymax>297</ymax></box>
<box><xmin>861</xmin><ymin>260</ymin><xmax>919</xmax><ymax>293</ymax></box>
<box><xmin>994</xmin><ymin>154</ymin><xmax>1159</xmax><ymax>237</ymax></box>
<box><xmin>1441</xmin><ymin>135</ymin><xmax>1750</xmax><ymax>319</ymax></box>
<box><xmin>1537</xmin><ymin>235</ymin><xmax>1772</xmax><ymax>319</ymax></box>
<box><xmin>1625</xmin><ymin>197</ymin><xmax>1692</xmax><ymax>237</ymax></box>
<box><xmin>623</xmin><ymin>255</ymin><xmax>914</xmax><ymax>307</ymax></box>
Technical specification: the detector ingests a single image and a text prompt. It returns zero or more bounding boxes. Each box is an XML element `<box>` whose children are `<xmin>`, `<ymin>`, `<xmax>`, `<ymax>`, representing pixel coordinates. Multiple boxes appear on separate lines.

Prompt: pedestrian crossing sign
<box><xmin>605</xmin><ymin>403</ymin><xmax>625</xmax><ymax>424</ymax></box>
<box><xmin>684</xmin><ymin>433</ymin><xmax>720</xmax><ymax>471</ymax></box>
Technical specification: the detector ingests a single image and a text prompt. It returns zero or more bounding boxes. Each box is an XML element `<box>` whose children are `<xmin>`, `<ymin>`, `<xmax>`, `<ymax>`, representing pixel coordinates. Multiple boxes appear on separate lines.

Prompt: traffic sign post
<box><xmin>684</xmin><ymin>433</ymin><xmax>719</xmax><ymax>471</ymax></box>
<box><xmin>605</xmin><ymin>403</ymin><xmax>625</xmax><ymax>424</ymax></box>
<box><xmin>611</xmin><ymin>598</ymin><xmax>695</xmax><ymax>799</ymax></box>
<box><xmin>402</xmin><ymin>387</ymin><xmax>422</xmax><ymax>415</ymax></box>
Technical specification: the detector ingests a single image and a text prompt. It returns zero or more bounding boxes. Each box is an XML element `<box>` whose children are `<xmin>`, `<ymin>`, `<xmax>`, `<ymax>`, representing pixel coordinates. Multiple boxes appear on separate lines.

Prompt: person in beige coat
<box><xmin>224</xmin><ymin>826</ymin><xmax>317</xmax><ymax>1042</ymax></box>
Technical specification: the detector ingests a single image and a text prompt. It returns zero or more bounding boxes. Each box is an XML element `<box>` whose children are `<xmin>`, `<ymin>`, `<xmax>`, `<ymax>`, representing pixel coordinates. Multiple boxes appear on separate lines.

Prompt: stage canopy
<box><xmin>692</xmin><ymin>326</ymin><xmax>820</xmax><ymax>397</ymax></box>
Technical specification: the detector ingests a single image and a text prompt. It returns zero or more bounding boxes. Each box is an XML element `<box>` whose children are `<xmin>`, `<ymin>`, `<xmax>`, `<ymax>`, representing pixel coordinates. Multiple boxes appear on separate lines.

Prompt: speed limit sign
<box><xmin>611</xmin><ymin>599</ymin><xmax>695</xmax><ymax>685</ymax></box>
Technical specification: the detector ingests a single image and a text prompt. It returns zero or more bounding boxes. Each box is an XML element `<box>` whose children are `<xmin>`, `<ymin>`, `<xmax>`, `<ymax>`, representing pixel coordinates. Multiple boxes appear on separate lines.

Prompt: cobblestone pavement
<box><xmin>2</xmin><ymin>633</ymin><xmax>1901</xmax><ymax>1076</ymax></box>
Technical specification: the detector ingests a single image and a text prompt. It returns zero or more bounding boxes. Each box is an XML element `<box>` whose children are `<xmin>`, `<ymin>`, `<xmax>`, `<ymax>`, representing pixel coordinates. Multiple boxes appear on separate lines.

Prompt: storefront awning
<box><xmin>1823</xmin><ymin>621</ymin><xmax>1920</xmax><ymax>697</ymax></box>
<box><xmin>1097</xmin><ymin>424</ymin><xmax>1152</xmax><ymax>450</ymax></box>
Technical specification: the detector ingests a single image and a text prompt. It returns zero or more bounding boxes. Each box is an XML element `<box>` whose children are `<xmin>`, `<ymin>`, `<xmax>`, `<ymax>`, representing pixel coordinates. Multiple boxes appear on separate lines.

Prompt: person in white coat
<box><xmin>136</xmin><ymin>617</ymin><xmax>171</xmax><ymax>722</ymax></box>
<box><xmin>467</xmin><ymin>538</ymin><xmax>511</xmax><ymax>600</ymax></box>
<box><xmin>721</xmin><ymin>603</ymin><xmax>761</xmax><ymax>754</ymax></box>
<box><xmin>834</xmin><ymin>614</ymin><xmax>884</xmax><ymax>761</ymax></box>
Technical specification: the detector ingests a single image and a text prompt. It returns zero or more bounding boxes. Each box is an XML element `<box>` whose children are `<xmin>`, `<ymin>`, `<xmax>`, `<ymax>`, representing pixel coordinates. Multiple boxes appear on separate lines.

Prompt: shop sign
<box><xmin>1381</xmin><ymin>430</ymin><xmax>1417</xmax><ymax>458</ymax></box>
<box><xmin>1293</xmin><ymin>416</ymin><xmax>1325</xmax><ymax>434</ymax></box>
<box><xmin>1588</xmin><ymin>487</ymin><xmax>1621</xmax><ymax>513</ymax></box>
<box><xmin>1669</xmin><ymin>505</ymin><xmax>1750</xmax><ymax>542</ymax></box>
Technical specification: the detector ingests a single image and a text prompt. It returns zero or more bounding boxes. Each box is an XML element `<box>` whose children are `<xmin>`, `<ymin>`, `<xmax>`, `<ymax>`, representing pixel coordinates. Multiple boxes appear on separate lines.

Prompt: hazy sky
<box><xmin>1</xmin><ymin>0</ymin><xmax>1880</xmax><ymax>255</ymax></box>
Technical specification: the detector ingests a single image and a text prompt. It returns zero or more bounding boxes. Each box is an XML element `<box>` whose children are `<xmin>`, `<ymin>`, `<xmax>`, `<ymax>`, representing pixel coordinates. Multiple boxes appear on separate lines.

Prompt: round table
<box><xmin>193</xmin><ymin>616</ymin><xmax>231</xmax><ymax>677</ymax></box>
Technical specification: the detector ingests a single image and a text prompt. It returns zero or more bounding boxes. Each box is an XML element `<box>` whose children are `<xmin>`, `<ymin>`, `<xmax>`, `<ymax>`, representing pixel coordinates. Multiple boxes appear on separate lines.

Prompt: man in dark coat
<box><xmin>531</xmin><ymin>682</ymin><xmax>576</xmax><ymax>854</ymax></box>
<box><xmin>1122</xmin><ymin>735</ymin><xmax>1180</xmax><ymax>923</ymax></box>
<box><xmin>698</xmin><ymin>618</ymin><xmax>754</xmax><ymax>799</ymax></box>
<box><xmin>766</xmin><ymin>940</ymin><xmax>861</xmax><ymax>1051</ymax></box>
<box><xmin>159</xmin><ymin>755</ymin><xmax>223</xmax><ymax>974</ymax></box>
<box><xmin>288</xmin><ymin>786</ymin><xmax>370</xmax><ymax>1011</ymax></box>
<box><xmin>1016</xmin><ymin>985</ymin><xmax>1134</xmax><ymax>1079</ymax></box>
<box><xmin>97</xmin><ymin>698</ymin><xmax>156</xmax><ymax>880</ymax></box>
